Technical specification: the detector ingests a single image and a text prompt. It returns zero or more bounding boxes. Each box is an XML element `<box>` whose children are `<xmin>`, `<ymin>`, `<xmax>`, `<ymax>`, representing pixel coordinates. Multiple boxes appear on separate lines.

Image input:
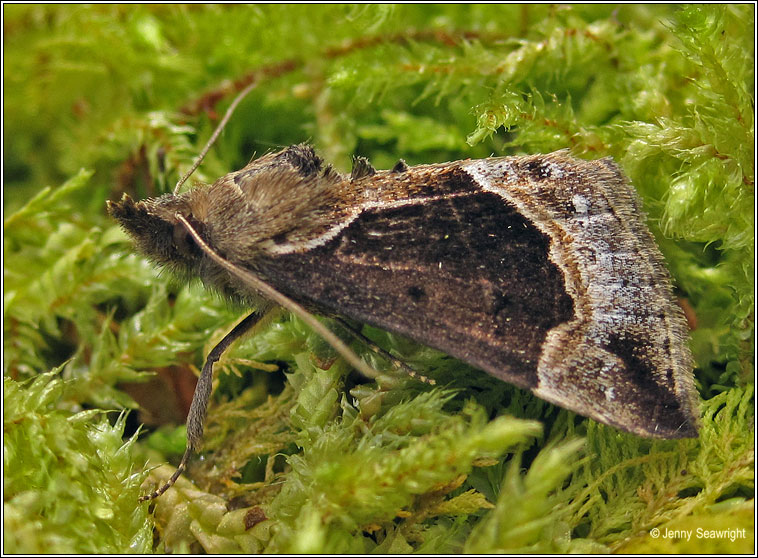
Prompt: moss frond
<box><xmin>3</xmin><ymin>371</ymin><xmax>153</xmax><ymax>553</ymax></box>
<box><xmin>4</xmin><ymin>4</ymin><xmax>752</xmax><ymax>553</ymax></box>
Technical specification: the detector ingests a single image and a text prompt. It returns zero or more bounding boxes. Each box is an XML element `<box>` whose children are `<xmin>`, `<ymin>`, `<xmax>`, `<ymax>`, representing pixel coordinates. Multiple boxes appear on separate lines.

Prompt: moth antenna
<box><xmin>173</xmin><ymin>81</ymin><xmax>258</xmax><ymax>195</ymax></box>
<box><xmin>139</xmin><ymin>311</ymin><xmax>263</xmax><ymax>502</ymax></box>
<box><xmin>174</xmin><ymin>214</ymin><xmax>379</xmax><ymax>380</ymax></box>
<box><xmin>335</xmin><ymin>318</ymin><xmax>435</xmax><ymax>385</ymax></box>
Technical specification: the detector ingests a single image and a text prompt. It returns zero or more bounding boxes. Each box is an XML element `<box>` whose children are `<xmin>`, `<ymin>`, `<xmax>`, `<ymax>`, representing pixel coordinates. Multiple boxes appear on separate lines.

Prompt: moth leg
<box><xmin>139</xmin><ymin>310</ymin><xmax>263</xmax><ymax>502</ymax></box>
<box><xmin>334</xmin><ymin>318</ymin><xmax>435</xmax><ymax>385</ymax></box>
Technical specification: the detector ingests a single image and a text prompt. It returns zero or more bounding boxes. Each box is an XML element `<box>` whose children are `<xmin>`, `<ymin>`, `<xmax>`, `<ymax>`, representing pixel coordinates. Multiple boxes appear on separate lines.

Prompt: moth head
<box><xmin>107</xmin><ymin>192</ymin><xmax>209</xmax><ymax>280</ymax></box>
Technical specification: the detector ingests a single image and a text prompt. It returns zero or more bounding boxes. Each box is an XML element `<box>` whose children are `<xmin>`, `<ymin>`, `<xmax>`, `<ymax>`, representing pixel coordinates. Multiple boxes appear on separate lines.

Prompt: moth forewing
<box><xmin>109</xmin><ymin>144</ymin><xmax>700</xmax><ymax>500</ymax></box>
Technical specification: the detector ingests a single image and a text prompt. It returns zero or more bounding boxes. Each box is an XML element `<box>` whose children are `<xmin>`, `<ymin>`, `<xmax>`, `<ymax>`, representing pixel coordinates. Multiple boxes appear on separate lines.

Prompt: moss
<box><xmin>4</xmin><ymin>4</ymin><xmax>753</xmax><ymax>553</ymax></box>
<box><xmin>3</xmin><ymin>372</ymin><xmax>153</xmax><ymax>553</ymax></box>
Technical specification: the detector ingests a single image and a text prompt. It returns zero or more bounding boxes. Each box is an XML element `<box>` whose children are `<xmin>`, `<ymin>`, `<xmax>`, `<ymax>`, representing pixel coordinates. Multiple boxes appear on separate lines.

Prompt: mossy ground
<box><xmin>4</xmin><ymin>4</ymin><xmax>754</xmax><ymax>554</ymax></box>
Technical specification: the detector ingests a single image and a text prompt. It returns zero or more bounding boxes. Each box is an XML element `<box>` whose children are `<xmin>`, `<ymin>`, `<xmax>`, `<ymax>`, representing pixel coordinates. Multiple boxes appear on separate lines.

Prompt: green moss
<box><xmin>4</xmin><ymin>4</ymin><xmax>753</xmax><ymax>553</ymax></box>
<box><xmin>3</xmin><ymin>372</ymin><xmax>153</xmax><ymax>553</ymax></box>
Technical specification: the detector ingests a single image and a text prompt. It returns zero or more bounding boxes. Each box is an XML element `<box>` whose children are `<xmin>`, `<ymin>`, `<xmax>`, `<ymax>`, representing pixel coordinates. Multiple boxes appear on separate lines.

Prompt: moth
<box><xmin>108</xmin><ymin>144</ymin><xmax>699</xmax><ymax>500</ymax></box>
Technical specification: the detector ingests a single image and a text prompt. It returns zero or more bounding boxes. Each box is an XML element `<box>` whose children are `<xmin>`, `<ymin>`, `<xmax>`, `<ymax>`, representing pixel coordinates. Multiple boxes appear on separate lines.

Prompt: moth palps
<box><xmin>108</xmin><ymin>144</ymin><xmax>699</xmax><ymax>500</ymax></box>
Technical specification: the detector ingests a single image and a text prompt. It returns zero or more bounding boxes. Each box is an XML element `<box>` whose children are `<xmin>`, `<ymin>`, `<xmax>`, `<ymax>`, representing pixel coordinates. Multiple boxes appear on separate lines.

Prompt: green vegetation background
<box><xmin>3</xmin><ymin>4</ymin><xmax>754</xmax><ymax>554</ymax></box>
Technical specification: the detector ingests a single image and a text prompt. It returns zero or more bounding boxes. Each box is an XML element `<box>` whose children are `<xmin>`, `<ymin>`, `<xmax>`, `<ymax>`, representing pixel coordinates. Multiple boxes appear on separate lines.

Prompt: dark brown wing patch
<box><xmin>257</xmin><ymin>192</ymin><xmax>575</xmax><ymax>389</ymax></box>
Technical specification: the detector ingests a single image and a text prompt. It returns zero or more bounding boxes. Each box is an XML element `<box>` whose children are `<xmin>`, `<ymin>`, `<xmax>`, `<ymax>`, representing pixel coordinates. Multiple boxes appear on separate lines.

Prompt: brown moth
<box><xmin>108</xmin><ymin>144</ymin><xmax>699</xmax><ymax>500</ymax></box>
